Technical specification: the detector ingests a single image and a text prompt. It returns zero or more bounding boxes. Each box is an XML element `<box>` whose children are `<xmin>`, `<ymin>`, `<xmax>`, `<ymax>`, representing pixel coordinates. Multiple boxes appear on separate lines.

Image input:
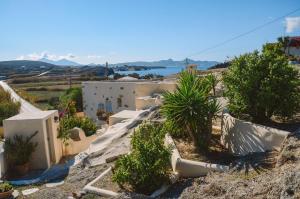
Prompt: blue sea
<box><xmin>116</xmin><ymin>65</ymin><xmax>209</xmax><ymax>76</ymax></box>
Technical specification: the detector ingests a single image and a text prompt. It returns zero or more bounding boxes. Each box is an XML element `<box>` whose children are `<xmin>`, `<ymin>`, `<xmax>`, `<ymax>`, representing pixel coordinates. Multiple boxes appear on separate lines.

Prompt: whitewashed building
<box><xmin>82</xmin><ymin>80</ymin><xmax>177</xmax><ymax>121</ymax></box>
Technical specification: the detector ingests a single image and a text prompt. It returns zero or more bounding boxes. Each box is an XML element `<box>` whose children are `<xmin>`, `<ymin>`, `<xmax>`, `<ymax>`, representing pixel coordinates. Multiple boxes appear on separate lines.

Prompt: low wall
<box><xmin>165</xmin><ymin>134</ymin><xmax>228</xmax><ymax>178</ymax></box>
<box><xmin>0</xmin><ymin>142</ymin><xmax>4</xmax><ymax>178</ymax></box>
<box><xmin>221</xmin><ymin>113</ymin><xmax>290</xmax><ymax>155</ymax></box>
<box><xmin>63</xmin><ymin>128</ymin><xmax>97</xmax><ymax>156</ymax></box>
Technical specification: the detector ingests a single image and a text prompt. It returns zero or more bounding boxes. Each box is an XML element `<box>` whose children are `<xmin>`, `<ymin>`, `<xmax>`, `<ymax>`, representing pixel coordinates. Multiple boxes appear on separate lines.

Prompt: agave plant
<box><xmin>161</xmin><ymin>71</ymin><xmax>220</xmax><ymax>149</ymax></box>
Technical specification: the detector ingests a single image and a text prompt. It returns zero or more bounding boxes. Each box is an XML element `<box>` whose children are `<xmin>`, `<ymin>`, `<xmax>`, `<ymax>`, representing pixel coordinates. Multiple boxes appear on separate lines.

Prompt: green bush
<box><xmin>223</xmin><ymin>43</ymin><xmax>300</xmax><ymax>123</ymax></box>
<box><xmin>161</xmin><ymin>120</ymin><xmax>185</xmax><ymax>138</ymax></box>
<box><xmin>58</xmin><ymin>116</ymin><xmax>97</xmax><ymax>143</ymax></box>
<box><xmin>0</xmin><ymin>86</ymin><xmax>20</xmax><ymax>125</ymax></box>
<box><xmin>4</xmin><ymin>131</ymin><xmax>38</xmax><ymax>166</ymax></box>
<box><xmin>0</xmin><ymin>182</ymin><xmax>13</xmax><ymax>193</ymax></box>
<box><xmin>161</xmin><ymin>71</ymin><xmax>220</xmax><ymax>149</ymax></box>
<box><xmin>112</xmin><ymin>123</ymin><xmax>171</xmax><ymax>194</ymax></box>
<box><xmin>59</xmin><ymin>87</ymin><xmax>83</xmax><ymax>112</ymax></box>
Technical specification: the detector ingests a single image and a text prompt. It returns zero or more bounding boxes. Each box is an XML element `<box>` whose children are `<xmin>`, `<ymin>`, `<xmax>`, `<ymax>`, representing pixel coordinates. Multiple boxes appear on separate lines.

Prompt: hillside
<box><xmin>0</xmin><ymin>60</ymin><xmax>59</xmax><ymax>76</ymax></box>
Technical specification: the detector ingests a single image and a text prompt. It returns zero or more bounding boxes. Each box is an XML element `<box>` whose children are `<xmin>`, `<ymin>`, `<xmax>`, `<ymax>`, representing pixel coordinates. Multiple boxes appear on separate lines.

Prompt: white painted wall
<box><xmin>3</xmin><ymin>111</ymin><xmax>62</xmax><ymax>170</ymax></box>
<box><xmin>82</xmin><ymin>82</ymin><xmax>137</xmax><ymax>121</ymax></box>
<box><xmin>287</xmin><ymin>47</ymin><xmax>300</xmax><ymax>58</ymax></box>
<box><xmin>82</xmin><ymin>81</ymin><xmax>177</xmax><ymax>121</ymax></box>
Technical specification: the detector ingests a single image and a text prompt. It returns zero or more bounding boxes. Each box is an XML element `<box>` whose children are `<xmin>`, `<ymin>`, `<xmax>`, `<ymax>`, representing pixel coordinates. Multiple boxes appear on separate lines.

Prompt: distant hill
<box><xmin>0</xmin><ymin>60</ymin><xmax>57</xmax><ymax>68</ymax></box>
<box><xmin>0</xmin><ymin>60</ymin><xmax>59</xmax><ymax>76</ymax></box>
<box><xmin>111</xmin><ymin>59</ymin><xmax>219</xmax><ymax>69</ymax></box>
<box><xmin>39</xmin><ymin>58</ymin><xmax>81</xmax><ymax>66</ymax></box>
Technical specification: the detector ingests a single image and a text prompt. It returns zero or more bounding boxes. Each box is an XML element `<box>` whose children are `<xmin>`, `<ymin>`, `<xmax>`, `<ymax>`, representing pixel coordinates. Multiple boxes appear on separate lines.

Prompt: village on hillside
<box><xmin>0</xmin><ymin>36</ymin><xmax>299</xmax><ymax>198</ymax></box>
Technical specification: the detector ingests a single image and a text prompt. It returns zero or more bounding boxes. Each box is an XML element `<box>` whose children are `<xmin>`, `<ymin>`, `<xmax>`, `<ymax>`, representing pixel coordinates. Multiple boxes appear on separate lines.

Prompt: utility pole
<box><xmin>105</xmin><ymin>62</ymin><xmax>109</xmax><ymax>79</ymax></box>
<box><xmin>68</xmin><ymin>68</ymin><xmax>72</xmax><ymax>89</ymax></box>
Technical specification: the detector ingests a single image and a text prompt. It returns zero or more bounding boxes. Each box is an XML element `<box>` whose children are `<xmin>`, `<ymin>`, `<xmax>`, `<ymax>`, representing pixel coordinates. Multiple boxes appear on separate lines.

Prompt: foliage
<box><xmin>161</xmin><ymin>120</ymin><xmax>186</xmax><ymax>138</ymax></box>
<box><xmin>112</xmin><ymin>123</ymin><xmax>171</xmax><ymax>194</ymax></box>
<box><xmin>0</xmin><ymin>182</ymin><xmax>13</xmax><ymax>193</ymax></box>
<box><xmin>223</xmin><ymin>43</ymin><xmax>300</xmax><ymax>123</ymax></box>
<box><xmin>205</xmin><ymin>74</ymin><xmax>219</xmax><ymax>96</ymax></box>
<box><xmin>58</xmin><ymin>116</ymin><xmax>97</xmax><ymax>143</ymax></box>
<box><xmin>4</xmin><ymin>131</ymin><xmax>38</xmax><ymax>166</ymax></box>
<box><xmin>161</xmin><ymin>71</ymin><xmax>220</xmax><ymax>149</ymax></box>
<box><xmin>0</xmin><ymin>86</ymin><xmax>20</xmax><ymax>126</ymax></box>
<box><xmin>59</xmin><ymin>87</ymin><xmax>83</xmax><ymax>112</ymax></box>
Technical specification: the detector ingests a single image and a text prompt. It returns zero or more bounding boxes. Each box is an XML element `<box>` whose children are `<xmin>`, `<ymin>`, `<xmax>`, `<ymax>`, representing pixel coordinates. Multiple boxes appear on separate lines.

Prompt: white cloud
<box><xmin>87</xmin><ymin>55</ymin><xmax>103</xmax><ymax>59</ymax></box>
<box><xmin>285</xmin><ymin>17</ymin><xmax>300</xmax><ymax>33</ymax></box>
<box><xmin>16</xmin><ymin>51</ymin><xmax>76</xmax><ymax>61</ymax></box>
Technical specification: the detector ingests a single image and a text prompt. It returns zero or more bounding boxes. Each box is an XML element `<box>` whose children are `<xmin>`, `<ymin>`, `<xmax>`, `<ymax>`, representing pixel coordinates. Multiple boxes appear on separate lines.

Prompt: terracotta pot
<box><xmin>15</xmin><ymin>162</ymin><xmax>30</xmax><ymax>176</ymax></box>
<box><xmin>0</xmin><ymin>189</ymin><xmax>13</xmax><ymax>199</ymax></box>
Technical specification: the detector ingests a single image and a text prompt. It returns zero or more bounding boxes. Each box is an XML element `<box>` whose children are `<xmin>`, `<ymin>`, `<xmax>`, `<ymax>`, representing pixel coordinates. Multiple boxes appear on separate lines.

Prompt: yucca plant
<box><xmin>161</xmin><ymin>71</ymin><xmax>220</xmax><ymax>149</ymax></box>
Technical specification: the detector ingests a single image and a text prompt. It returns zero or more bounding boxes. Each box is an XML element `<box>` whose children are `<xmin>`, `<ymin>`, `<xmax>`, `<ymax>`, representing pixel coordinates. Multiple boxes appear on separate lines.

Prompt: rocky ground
<box><xmin>15</xmin><ymin>115</ymin><xmax>300</xmax><ymax>198</ymax></box>
<box><xmin>159</xmin><ymin>129</ymin><xmax>300</xmax><ymax>199</ymax></box>
<box><xmin>17</xmin><ymin>162</ymin><xmax>112</xmax><ymax>199</ymax></box>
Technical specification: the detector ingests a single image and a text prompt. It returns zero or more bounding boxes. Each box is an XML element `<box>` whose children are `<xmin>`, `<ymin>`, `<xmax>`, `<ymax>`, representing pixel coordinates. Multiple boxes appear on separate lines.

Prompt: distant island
<box><xmin>113</xmin><ymin>65</ymin><xmax>166</xmax><ymax>72</ymax></box>
<box><xmin>0</xmin><ymin>58</ymin><xmax>219</xmax><ymax>78</ymax></box>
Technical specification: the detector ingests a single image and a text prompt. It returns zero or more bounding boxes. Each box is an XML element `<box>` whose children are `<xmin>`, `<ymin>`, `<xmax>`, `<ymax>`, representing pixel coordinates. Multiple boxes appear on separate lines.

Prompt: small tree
<box><xmin>161</xmin><ymin>71</ymin><xmax>220</xmax><ymax>149</ymax></box>
<box><xmin>223</xmin><ymin>43</ymin><xmax>300</xmax><ymax>123</ymax></box>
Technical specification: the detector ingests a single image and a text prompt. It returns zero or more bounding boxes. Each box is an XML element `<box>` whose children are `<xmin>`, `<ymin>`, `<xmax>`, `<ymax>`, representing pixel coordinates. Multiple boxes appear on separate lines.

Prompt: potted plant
<box><xmin>0</xmin><ymin>182</ymin><xmax>13</xmax><ymax>199</ymax></box>
<box><xmin>4</xmin><ymin>131</ymin><xmax>38</xmax><ymax>176</ymax></box>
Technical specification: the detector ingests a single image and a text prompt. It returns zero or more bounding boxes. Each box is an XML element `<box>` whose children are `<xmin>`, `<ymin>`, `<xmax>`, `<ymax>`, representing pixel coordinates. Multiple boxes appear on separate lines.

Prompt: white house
<box><xmin>82</xmin><ymin>80</ymin><xmax>177</xmax><ymax>121</ymax></box>
<box><xmin>286</xmin><ymin>36</ymin><xmax>300</xmax><ymax>59</ymax></box>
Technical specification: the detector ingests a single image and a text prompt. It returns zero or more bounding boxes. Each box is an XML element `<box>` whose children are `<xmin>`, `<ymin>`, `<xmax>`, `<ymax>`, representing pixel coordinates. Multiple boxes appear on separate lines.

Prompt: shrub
<box><xmin>4</xmin><ymin>131</ymin><xmax>38</xmax><ymax>166</ymax></box>
<box><xmin>0</xmin><ymin>182</ymin><xmax>13</xmax><ymax>193</ymax></box>
<box><xmin>112</xmin><ymin>123</ymin><xmax>171</xmax><ymax>194</ymax></box>
<box><xmin>161</xmin><ymin>71</ymin><xmax>220</xmax><ymax>149</ymax></box>
<box><xmin>58</xmin><ymin>116</ymin><xmax>97</xmax><ymax>143</ymax></box>
<box><xmin>0</xmin><ymin>86</ymin><xmax>20</xmax><ymax>125</ymax></box>
<box><xmin>59</xmin><ymin>87</ymin><xmax>83</xmax><ymax>112</ymax></box>
<box><xmin>223</xmin><ymin>43</ymin><xmax>300</xmax><ymax>123</ymax></box>
<box><xmin>161</xmin><ymin>120</ymin><xmax>185</xmax><ymax>138</ymax></box>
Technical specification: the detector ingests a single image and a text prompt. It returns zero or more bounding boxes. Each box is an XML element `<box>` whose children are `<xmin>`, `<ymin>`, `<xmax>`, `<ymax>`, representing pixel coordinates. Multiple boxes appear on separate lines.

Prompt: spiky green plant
<box><xmin>161</xmin><ymin>71</ymin><xmax>220</xmax><ymax>149</ymax></box>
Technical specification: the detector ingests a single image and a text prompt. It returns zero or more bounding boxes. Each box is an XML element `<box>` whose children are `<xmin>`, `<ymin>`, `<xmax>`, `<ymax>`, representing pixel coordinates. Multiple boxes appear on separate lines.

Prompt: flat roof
<box><xmin>5</xmin><ymin>110</ymin><xmax>57</xmax><ymax>121</ymax></box>
<box><xmin>110</xmin><ymin>110</ymin><xmax>146</xmax><ymax>119</ymax></box>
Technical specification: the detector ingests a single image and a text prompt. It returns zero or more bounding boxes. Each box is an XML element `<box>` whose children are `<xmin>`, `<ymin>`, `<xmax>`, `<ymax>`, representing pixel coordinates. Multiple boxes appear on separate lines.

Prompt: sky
<box><xmin>0</xmin><ymin>0</ymin><xmax>300</xmax><ymax>64</ymax></box>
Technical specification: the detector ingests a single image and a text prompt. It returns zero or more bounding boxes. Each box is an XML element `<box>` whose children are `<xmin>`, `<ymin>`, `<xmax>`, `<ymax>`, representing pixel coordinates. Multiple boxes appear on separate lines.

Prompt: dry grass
<box><xmin>173</xmin><ymin>130</ymin><xmax>235</xmax><ymax>165</ymax></box>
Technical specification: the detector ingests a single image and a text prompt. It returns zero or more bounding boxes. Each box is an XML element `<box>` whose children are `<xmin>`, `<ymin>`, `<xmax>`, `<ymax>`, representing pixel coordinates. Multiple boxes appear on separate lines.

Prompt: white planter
<box><xmin>165</xmin><ymin>134</ymin><xmax>229</xmax><ymax>178</ymax></box>
<box><xmin>83</xmin><ymin>167</ymin><xmax>171</xmax><ymax>198</ymax></box>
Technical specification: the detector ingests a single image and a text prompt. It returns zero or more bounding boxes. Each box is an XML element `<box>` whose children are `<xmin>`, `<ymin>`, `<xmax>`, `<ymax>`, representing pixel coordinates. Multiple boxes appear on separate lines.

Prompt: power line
<box><xmin>187</xmin><ymin>7</ymin><xmax>300</xmax><ymax>58</ymax></box>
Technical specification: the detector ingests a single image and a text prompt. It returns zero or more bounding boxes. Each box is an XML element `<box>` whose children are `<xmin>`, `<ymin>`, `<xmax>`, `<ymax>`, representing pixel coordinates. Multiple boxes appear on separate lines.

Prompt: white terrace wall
<box><xmin>63</xmin><ymin>128</ymin><xmax>97</xmax><ymax>156</ymax></box>
<box><xmin>221</xmin><ymin>113</ymin><xmax>290</xmax><ymax>155</ymax></box>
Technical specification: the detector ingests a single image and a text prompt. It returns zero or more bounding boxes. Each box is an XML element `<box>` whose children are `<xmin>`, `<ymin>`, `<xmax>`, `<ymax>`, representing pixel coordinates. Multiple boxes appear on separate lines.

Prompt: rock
<box><xmin>45</xmin><ymin>180</ymin><xmax>64</xmax><ymax>188</ymax></box>
<box><xmin>12</xmin><ymin>190</ymin><xmax>19</xmax><ymax>198</ymax></box>
<box><xmin>22</xmin><ymin>188</ymin><xmax>39</xmax><ymax>196</ymax></box>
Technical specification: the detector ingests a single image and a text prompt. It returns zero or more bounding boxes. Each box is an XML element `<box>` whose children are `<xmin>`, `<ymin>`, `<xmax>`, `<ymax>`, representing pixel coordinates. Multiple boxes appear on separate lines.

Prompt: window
<box><xmin>105</xmin><ymin>99</ymin><xmax>113</xmax><ymax>113</ymax></box>
<box><xmin>98</xmin><ymin>103</ymin><xmax>104</xmax><ymax>111</ymax></box>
